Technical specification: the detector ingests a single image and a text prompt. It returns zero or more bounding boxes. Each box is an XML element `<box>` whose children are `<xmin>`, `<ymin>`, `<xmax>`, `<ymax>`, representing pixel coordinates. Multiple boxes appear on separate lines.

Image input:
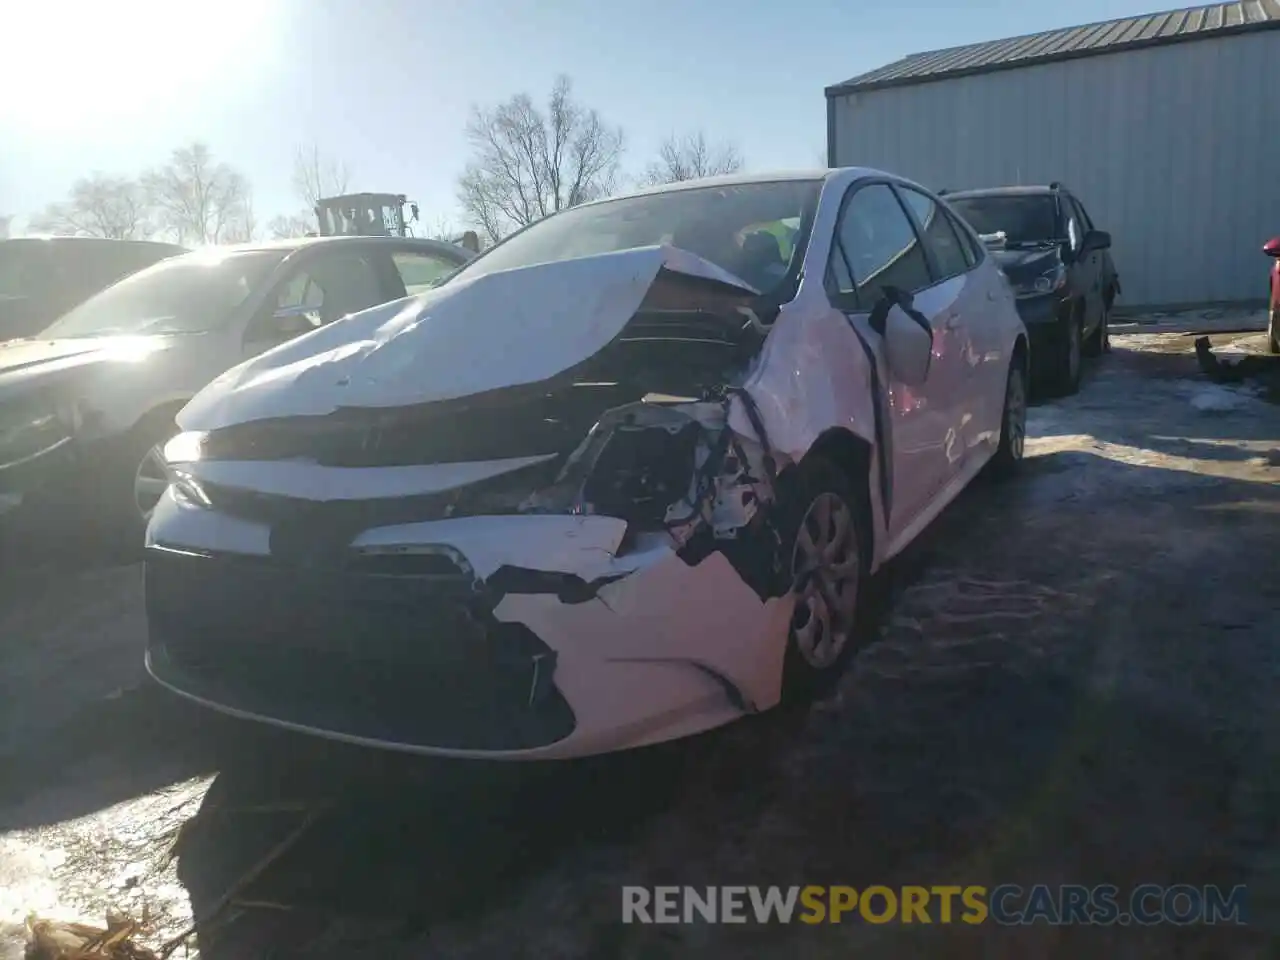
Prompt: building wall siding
<box><xmin>830</xmin><ymin>30</ymin><xmax>1280</xmax><ymax>308</ymax></box>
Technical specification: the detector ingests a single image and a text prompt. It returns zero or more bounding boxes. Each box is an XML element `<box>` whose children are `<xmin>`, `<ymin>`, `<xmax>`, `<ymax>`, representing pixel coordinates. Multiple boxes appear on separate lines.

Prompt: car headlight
<box><xmin>0</xmin><ymin>400</ymin><xmax>76</xmax><ymax>470</ymax></box>
<box><xmin>1015</xmin><ymin>263</ymin><xmax>1067</xmax><ymax>298</ymax></box>
<box><xmin>160</xmin><ymin>431</ymin><xmax>213</xmax><ymax>507</ymax></box>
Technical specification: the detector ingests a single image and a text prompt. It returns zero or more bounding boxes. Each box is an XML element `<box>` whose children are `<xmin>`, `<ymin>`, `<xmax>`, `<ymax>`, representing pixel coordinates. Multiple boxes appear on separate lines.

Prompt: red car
<box><xmin>1265</xmin><ymin>236</ymin><xmax>1280</xmax><ymax>353</ymax></box>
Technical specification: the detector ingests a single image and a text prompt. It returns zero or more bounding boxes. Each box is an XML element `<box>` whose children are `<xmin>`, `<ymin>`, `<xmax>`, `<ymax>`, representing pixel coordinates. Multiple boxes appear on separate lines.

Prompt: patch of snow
<box><xmin>1116</xmin><ymin>307</ymin><xmax>1267</xmax><ymax>334</ymax></box>
<box><xmin>1189</xmin><ymin>384</ymin><xmax>1251</xmax><ymax>413</ymax></box>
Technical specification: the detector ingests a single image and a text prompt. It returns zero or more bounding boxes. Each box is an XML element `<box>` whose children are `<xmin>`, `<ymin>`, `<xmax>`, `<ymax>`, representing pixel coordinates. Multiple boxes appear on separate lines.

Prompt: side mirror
<box><xmin>884</xmin><ymin>304</ymin><xmax>932</xmax><ymax>386</ymax></box>
<box><xmin>1080</xmin><ymin>229</ymin><xmax>1111</xmax><ymax>254</ymax></box>
<box><xmin>1263</xmin><ymin>237</ymin><xmax>1280</xmax><ymax>258</ymax></box>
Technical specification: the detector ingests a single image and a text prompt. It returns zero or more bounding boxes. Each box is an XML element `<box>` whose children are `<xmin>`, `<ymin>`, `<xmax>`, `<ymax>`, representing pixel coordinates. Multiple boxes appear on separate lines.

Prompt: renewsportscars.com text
<box><xmin>621</xmin><ymin>884</ymin><xmax>1248</xmax><ymax>925</ymax></box>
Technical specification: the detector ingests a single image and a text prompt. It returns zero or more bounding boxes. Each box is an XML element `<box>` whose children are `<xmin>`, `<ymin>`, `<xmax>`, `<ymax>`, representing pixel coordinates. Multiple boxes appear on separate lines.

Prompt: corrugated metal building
<box><xmin>825</xmin><ymin>1</ymin><xmax>1280</xmax><ymax>310</ymax></box>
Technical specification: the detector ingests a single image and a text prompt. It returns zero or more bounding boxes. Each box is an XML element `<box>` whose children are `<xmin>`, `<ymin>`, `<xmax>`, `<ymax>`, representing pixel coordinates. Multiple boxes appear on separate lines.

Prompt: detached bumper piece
<box><xmin>144</xmin><ymin>546</ymin><xmax>576</xmax><ymax>751</ymax></box>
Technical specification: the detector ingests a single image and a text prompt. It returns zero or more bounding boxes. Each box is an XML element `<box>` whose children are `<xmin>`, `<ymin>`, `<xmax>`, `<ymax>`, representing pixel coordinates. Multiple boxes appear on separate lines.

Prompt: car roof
<box><xmin>2</xmin><ymin>236</ymin><xmax>187</xmax><ymax>251</ymax></box>
<box><xmin>582</xmin><ymin>169</ymin><xmax>840</xmax><ymax>204</ymax></box>
<box><xmin>574</xmin><ymin>167</ymin><xmax>945</xmax><ymax>209</ymax></box>
<box><xmin>945</xmin><ymin>185</ymin><xmax>1060</xmax><ymax>199</ymax></box>
<box><xmin>207</xmin><ymin>235</ymin><xmax>471</xmax><ymax>258</ymax></box>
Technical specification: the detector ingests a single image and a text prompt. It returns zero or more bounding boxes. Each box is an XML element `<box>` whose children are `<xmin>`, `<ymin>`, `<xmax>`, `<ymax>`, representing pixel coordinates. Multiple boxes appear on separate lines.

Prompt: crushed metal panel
<box><xmin>492</xmin><ymin>550</ymin><xmax>794</xmax><ymax>752</ymax></box>
<box><xmin>351</xmin><ymin>514</ymin><xmax>631</xmax><ymax>580</ymax></box>
<box><xmin>178</xmin><ymin>245</ymin><xmax>759</xmax><ymax>432</ymax></box>
<box><xmin>727</xmin><ymin>300</ymin><xmax>880</xmax><ymax>462</ymax></box>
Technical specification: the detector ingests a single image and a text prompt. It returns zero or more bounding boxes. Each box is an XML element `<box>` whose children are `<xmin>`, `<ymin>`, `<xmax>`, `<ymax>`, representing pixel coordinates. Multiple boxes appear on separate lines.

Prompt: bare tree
<box><xmin>143</xmin><ymin>143</ymin><xmax>253</xmax><ymax>245</ymax></box>
<box><xmin>292</xmin><ymin>144</ymin><xmax>351</xmax><ymax>208</ymax></box>
<box><xmin>457</xmin><ymin>75</ymin><xmax>624</xmax><ymax>243</ymax></box>
<box><xmin>222</xmin><ymin>196</ymin><xmax>258</xmax><ymax>243</ymax></box>
<box><xmin>642</xmin><ymin>130</ymin><xmax>743</xmax><ymax>186</ymax></box>
<box><xmin>417</xmin><ymin>214</ymin><xmax>457</xmax><ymax>242</ymax></box>
<box><xmin>28</xmin><ymin>174</ymin><xmax>153</xmax><ymax>239</ymax></box>
<box><xmin>268</xmin><ymin>212</ymin><xmax>316</xmax><ymax>239</ymax></box>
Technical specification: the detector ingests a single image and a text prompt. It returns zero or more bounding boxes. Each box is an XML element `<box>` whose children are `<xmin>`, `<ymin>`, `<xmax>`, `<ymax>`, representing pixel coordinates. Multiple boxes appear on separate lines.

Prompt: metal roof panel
<box><xmin>826</xmin><ymin>0</ymin><xmax>1280</xmax><ymax>95</ymax></box>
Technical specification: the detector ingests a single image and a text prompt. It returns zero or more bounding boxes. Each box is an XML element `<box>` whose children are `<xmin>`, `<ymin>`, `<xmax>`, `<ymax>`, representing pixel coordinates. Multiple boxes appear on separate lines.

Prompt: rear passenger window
<box><xmin>897</xmin><ymin>187</ymin><xmax>971</xmax><ymax>281</ymax></box>
<box><xmin>836</xmin><ymin>183</ymin><xmax>932</xmax><ymax>304</ymax></box>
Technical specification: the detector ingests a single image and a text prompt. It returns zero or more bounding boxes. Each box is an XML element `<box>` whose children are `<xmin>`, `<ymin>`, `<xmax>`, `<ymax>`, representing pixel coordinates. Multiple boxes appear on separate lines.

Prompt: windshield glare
<box><xmin>949</xmin><ymin>195</ymin><xmax>1059</xmax><ymax>246</ymax></box>
<box><xmin>448</xmin><ymin>180</ymin><xmax>822</xmax><ymax>295</ymax></box>
<box><xmin>41</xmin><ymin>249</ymin><xmax>286</xmax><ymax>339</ymax></box>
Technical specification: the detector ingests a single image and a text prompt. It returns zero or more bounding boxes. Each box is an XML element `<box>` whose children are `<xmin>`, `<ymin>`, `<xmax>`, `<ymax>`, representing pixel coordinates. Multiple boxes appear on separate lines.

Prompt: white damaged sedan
<box><xmin>144</xmin><ymin>169</ymin><xmax>1029</xmax><ymax>760</ymax></box>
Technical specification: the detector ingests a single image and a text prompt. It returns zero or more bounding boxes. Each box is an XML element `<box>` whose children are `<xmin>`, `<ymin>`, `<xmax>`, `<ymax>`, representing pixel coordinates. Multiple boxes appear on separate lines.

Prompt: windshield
<box><xmin>41</xmin><ymin>249</ymin><xmax>286</xmax><ymax>338</ymax></box>
<box><xmin>949</xmin><ymin>195</ymin><xmax>1060</xmax><ymax>246</ymax></box>
<box><xmin>446</xmin><ymin>179</ymin><xmax>823</xmax><ymax>295</ymax></box>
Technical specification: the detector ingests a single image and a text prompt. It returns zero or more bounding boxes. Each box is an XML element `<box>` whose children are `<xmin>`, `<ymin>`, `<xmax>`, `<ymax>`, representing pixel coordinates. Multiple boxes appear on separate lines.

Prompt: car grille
<box><xmin>145</xmin><ymin>546</ymin><xmax>575</xmax><ymax>751</ymax></box>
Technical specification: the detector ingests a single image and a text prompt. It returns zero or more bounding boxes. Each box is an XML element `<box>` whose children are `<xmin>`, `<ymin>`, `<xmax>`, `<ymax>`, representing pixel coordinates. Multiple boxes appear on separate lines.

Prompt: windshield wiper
<box><xmin>1004</xmin><ymin>239</ymin><xmax>1062</xmax><ymax>250</ymax></box>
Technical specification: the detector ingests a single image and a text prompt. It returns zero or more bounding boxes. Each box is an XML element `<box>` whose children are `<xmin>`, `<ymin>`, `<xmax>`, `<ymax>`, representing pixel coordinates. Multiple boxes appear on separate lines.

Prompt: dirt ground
<box><xmin>0</xmin><ymin>310</ymin><xmax>1277</xmax><ymax>959</ymax></box>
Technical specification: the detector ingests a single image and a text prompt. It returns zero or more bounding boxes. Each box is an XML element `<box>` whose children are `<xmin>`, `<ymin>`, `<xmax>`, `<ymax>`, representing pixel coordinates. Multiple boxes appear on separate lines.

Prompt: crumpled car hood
<box><xmin>178</xmin><ymin>245</ymin><xmax>758</xmax><ymax>432</ymax></box>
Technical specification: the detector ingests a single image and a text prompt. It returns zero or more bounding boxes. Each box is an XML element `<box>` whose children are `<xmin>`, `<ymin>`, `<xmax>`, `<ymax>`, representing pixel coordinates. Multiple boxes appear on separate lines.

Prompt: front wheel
<box><xmin>1083</xmin><ymin>299</ymin><xmax>1111</xmax><ymax>357</ymax></box>
<box><xmin>1046</xmin><ymin>305</ymin><xmax>1083</xmax><ymax>397</ymax></box>
<box><xmin>988</xmin><ymin>358</ymin><xmax>1028</xmax><ymax>478</ymax></box>
<box><xmin>103</xmin><ymin>418</ymin><xmax>178</xmax><ymax>550</ymax></box>
<box><xmin>778</xmin><ymin>454</ymin><xmax>869</xmax><ymax>701</ymax></box>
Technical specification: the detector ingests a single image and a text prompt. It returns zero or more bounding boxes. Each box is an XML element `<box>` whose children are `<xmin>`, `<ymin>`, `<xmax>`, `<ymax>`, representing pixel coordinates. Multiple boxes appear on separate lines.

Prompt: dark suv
<box><xmin>0</xmin><ymin>237</ymin><xmax>187</xmax><ymax>342</ymax></box>
<box><xmin>945</xmin><ymin>184</ymin><xmax>1119</xmax><ymax>396</ymax></box>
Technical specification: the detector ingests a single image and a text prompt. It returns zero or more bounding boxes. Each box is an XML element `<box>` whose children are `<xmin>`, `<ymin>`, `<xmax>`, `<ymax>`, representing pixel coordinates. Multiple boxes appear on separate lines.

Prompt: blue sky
<box><xmin>2</xmin><ymin>0</ymin><xmax>1168</xmax><ymax>233</ymax></box>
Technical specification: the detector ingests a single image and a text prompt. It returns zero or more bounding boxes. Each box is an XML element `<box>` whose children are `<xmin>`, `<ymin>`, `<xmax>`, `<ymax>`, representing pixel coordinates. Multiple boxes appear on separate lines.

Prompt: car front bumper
<box><xmin>1014</xmin><ymin>292</ymin><xmax>1069</xmax><ymax>329</ymax></box>
<box><xmin>143</xmin><ymin>491</ymin><xmax>794</xmax><ymax>761</ymax></box>
<box><xmin>1013</xmin><ymin>294</ymin><xmax>1071</xmax><ymax>369</ymax></box>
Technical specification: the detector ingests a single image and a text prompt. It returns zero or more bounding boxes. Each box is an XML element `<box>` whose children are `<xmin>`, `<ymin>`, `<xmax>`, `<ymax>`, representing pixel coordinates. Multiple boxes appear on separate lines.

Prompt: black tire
<box><xmin>1083</xmin><ymin>298</ymin><xmax>1111</xmax><ymax>357</ymax></box>
<box><xmin>100</xmin><ymin>416</ymin><xmax>178</xmax><ymax>550</ymax></box>
<box><xmin>777</xmin><ymin>454</ymin><xmax>870</xmax><ymax>702</ymax></box>
<box><xmin>1046</xmin><ymin>303</ymin><xmax>1084</xmax><ymax>397</ymax></box>
<box><xmin>988</xmin><ymin>356</ymin><xmax>1028</xmax><ymax>479</ymax></box>
<box><xmin>1268</xmin><ymin>307</ymin><xmax>1279</xmax><ymax>355</ymax></box>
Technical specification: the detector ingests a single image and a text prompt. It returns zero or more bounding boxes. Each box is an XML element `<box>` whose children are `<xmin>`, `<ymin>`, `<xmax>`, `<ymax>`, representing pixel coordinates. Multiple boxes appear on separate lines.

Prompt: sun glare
<box><xmin>0</xmin><ymin>0</ymin><xmax>280</xmax><ymax>134</ymax></box>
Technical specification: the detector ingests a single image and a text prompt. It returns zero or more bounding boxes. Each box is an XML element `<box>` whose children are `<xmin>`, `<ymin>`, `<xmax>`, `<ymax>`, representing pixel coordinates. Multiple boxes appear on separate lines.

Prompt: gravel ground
<box><xmin>0</xmin><ymin>315</ymin><xmax>1277</xmax><ymax>959</ymax></box>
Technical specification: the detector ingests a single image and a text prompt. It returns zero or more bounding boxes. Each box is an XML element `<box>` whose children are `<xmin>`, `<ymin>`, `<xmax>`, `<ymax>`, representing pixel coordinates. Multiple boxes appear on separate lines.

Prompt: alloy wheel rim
<box><xmin>789</xmin><ymin>491</ymin><xmax>860</xmax><ymax>670</ymax></box>
<box><xmin>134</xmin><ymin>445</ymin><xmax>169</xmax><ymax>523</ymax></box>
